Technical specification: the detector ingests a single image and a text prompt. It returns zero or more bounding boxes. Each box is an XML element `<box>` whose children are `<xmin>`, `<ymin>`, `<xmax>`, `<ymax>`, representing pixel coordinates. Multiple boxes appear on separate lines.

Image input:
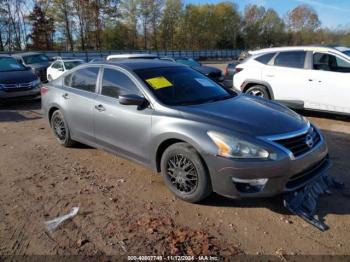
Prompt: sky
<box><xmin>184</xmin><ymin>0</ymin><xmax>350</xmax><ymax>29</ymax></box>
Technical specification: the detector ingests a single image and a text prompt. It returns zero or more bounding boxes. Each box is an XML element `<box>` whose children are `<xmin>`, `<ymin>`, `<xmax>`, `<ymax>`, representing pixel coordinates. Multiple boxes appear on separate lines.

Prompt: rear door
<box><xmin>306</xmin><ymin>52</ymin><xmax>350</xmax><ymax>114</ymax></box>
<box><xmin>93</xmin><ymin>66</ymin><xmax>153</xmax><ymax>163</ymax></box>
<box><xmin>61</xmin><ymin>66</ymin><xmax>100</xmax><ymax>143</ymax></box>
<box><xmin>262</xmin><ymin>51</ymin><xmax>308</xmax><ymax>105</ymax></box>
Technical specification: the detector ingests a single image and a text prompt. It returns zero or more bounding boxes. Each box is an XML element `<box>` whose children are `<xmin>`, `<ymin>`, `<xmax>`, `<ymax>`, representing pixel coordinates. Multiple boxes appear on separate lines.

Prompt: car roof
<box><xmin>12</xmin><ymin>52</ymin><xmax>46</xmax><ymax>57</ymax></box>
<box><xmin>249</xmin><ymin>46</ymin><xmax>345</xmax><ymax>56</ymax></box>
<box><xmin>106</xmin><ymin>53</ymin><xmax>158</xmax><ymax>59</ymax></box>
<box><xmin>89</xmin><ymin>59</ymin><xmax>185</xmax><ymax>71</ymax></box>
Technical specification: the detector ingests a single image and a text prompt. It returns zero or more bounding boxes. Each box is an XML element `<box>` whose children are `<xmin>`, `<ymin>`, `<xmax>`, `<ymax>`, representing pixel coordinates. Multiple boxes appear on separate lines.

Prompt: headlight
<box><xmin>32</xmin><ymin>78</ymin><xmax>41</xmax><ymax>87</ymax></box>
<box><xmin>207</xmin><ymin>131</ymin><xmax>272</xmax><ymax>159</ymax></box>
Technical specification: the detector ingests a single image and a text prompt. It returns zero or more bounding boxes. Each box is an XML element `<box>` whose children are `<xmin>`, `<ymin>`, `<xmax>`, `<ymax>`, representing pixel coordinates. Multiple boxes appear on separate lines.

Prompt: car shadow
<box><xmin>0</xmin><ymin>99</ymin><xmax>42</xmax><ymax>122</ymax></box>
<box><xmin>201</xmin><ymin>129</ymin><xmax>350</xmax><ymax>222</ymax></box>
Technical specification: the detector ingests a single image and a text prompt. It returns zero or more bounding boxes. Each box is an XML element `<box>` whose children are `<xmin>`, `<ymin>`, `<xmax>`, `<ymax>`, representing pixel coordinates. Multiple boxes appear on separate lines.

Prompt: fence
<box><xmin>1</xmin><ymin>49</ymin><xmax>241</xmax><ymax>61</ymax></box>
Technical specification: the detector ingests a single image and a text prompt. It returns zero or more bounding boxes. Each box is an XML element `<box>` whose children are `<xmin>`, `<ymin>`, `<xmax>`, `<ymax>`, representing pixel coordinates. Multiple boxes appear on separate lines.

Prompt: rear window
<box><xmin>274</xmin><ymin>51</ymin><xmax>306</xmax><ymax>69</ymax></box>
<box><xmin>255</xmin><ymin>53</ymin><xmax>275</xmax><ymax>65</ymax></box>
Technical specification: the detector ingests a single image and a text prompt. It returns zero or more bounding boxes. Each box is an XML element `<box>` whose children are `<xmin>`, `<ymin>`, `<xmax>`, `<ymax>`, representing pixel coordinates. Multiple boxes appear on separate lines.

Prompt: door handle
<box><xmin>308</xmin><ymin>79</ymin><xmax>322</xmax><ymax>83</ymax></box>
<box><xmin>62</xmin><ymin>93</ymin><xmax>69</xmax><ymax>99</ymax></box>
<box><xmin>95</xmin><ymin>104</ymin><xmax>106</xmax><ymax>112</ymax></box>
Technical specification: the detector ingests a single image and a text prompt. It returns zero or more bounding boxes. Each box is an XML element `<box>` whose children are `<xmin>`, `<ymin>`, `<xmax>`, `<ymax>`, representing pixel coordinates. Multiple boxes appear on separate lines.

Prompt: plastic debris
<box><xmin>284</xmin><ymin>174</ymin><xmax>344</xmax><ymax>231</ymax></box>
<box><xmin>45</xmin><ymin>207</ymin><xmax>79</xmax><ymax>233</ymax></box>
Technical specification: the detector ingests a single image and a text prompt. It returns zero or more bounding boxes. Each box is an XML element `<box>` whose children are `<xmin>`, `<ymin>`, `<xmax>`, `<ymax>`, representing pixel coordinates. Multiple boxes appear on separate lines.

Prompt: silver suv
<box><xmin>42</xmin><ymin>60</ymin><xmax>329</xmax><ymax>203</ymax></box>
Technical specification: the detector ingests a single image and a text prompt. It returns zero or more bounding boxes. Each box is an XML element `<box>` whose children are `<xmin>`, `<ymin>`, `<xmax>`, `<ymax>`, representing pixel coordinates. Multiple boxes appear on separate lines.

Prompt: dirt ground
<box><xmin>1</xmin><ymin>67</ymin><xmax>350</xmax><ymax>258</ymax></box>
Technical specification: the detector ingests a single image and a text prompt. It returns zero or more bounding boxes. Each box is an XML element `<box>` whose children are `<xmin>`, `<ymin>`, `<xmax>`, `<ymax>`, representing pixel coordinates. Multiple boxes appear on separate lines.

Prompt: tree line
<box><xmin>1</xmin><ymin>0</ymin><xmax>349</xmax><ymax>52</ymax></box>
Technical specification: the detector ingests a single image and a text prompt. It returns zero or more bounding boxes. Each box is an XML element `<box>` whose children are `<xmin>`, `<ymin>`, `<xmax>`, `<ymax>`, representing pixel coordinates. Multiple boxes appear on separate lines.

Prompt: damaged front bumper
<box><xmin>284</xmin><ymin>172</ymin><xmax>344</xmax><ymax>231</ymax></box>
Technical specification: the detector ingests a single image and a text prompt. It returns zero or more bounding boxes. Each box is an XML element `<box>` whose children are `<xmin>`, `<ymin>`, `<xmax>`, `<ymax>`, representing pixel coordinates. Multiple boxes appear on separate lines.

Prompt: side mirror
<box><xmin>119</xmin><ymin>94</ymin><xmax>146</xmax><ymax>106</ymax></box>
<box><xmin>25</xmin><ymin>66</ymin><xmax>32</xmax><ymax>71</ymax></box>
<box><xmin>58</xmin><ymin>68</ymin><xmax>64</xmax><ymax>72</ymax></box>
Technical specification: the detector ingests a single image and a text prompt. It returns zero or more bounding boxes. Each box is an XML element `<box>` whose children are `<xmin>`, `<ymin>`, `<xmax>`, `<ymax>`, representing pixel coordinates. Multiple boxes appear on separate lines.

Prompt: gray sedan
<box><xmin>41</xmin><ymin>60</ymin><xmax>329</xmax><ymax>203</ymax></box>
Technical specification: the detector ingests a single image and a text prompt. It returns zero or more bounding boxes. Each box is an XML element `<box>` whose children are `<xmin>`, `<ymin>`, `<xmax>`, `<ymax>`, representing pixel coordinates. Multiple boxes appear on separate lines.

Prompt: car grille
<box><xmin>285</xmin><ymin>156</ymin><xmax>330</xmax><ymax>190</ymax></box>
<box><xmin>3</xmin><ymin>82</ymin><xmax>34</xmax><ymax>92</ymax></box>
<box><xmin>273</xmin><ymin>127</ymin><xmax>321</xmax><ymax>158</ymax></box>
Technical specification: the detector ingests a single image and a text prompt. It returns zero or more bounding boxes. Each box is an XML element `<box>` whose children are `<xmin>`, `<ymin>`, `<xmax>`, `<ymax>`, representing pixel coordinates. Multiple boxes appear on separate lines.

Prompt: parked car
<box><xmin>233</xmin><ymin>46</ymin><xmax>350</xmax><ymax>115</ymax></box>
<box><xmin>106</xmin><ymin>53</ymin><xmax>158</xmax><ymax>61</ymax></box>
<box><xmin>0</xmin><ymin>55</ymin><xmax>41</xmax><ymax>101</ymax></box>
<box><xmin>223</xmin><ymin>62</ymin><xmax>238</xmax><ymax>88</ymax></box>
<box><xmin>89</xmin><ymin>57</ymin><xmax>106</xmax><ymax>63</ymax></box>
<box><xmin>42</xmin><ymin>60</ymin><xmax>329</xmax><ymax>203</ymax></box>
<box><xmin>160</xmin><ymin>57</ymin><xmax>224</xmax><ymax>83</ymax></box>
<box><xmin>47</xmin><ymin>58</ymin><xmax>85</xmax><ymax>81</ymax></box>
<box><xmin>12</xmin><ymin>52</ymin><xmax>51</xmax><ymax>82</ymax></box>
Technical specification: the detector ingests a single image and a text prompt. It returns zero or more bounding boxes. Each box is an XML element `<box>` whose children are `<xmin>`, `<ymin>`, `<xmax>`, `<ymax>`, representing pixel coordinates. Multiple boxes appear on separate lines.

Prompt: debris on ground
<box><xmin>45</xmin><ymin>207</ymin><xmax>80</xmax><ymax>233</ymax></box>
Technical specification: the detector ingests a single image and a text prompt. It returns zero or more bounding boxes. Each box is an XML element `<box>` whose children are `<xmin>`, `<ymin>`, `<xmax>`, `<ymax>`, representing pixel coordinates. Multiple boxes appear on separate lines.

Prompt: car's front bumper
<box><xmin>204</xmin><ymin>138</ymin><xmax>329</xmax><ymax>199</ymax></box>
<box><xmin>0</xmin><ymin>87</ymin><xmax>41</xmax><ymax>100</ymax></box>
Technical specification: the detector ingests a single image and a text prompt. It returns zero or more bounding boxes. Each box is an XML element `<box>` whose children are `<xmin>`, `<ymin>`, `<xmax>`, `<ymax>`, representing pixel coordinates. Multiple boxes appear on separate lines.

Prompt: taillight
<box><xmin>225</xmin><ymin>66</ymin><xmax>228</xmax><ymax>75</ymax></box>
<box><xmin>41</xmin><ymin>86</ymin><xmax>49</xmax><ymax>95</ymax></box>
<box><xmin>235</xmin><ymin>67</ymin><xmax>243</xmax><ymax>73</ymax></box>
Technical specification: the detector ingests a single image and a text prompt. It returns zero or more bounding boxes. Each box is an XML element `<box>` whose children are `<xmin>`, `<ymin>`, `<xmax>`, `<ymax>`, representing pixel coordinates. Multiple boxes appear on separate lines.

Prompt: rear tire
<box><xmin>50</xmin><ymin>110</ymin><xmax>75</xmax><ymax>147</ymax></box>
<box><xmin>245</xmin><ymin>85</ymin><xmax>270</xmax><ymax>99</ymax></box>
<box><xmin>161</xmin><ymin>142</ymin><xmax>212</xmax><ymax>203</ymax></box>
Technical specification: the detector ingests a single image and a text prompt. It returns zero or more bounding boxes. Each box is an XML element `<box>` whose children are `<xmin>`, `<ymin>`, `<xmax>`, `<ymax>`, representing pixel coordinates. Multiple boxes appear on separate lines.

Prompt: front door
<box><xmin>306</xmin><ymin>52</ymin><xmax>350</xmax><ymax>114</ymax></box>
<box><xmin>93</xmin><ymin>67</ymin><xmax>153</xmax><ymax>163</ymax></box>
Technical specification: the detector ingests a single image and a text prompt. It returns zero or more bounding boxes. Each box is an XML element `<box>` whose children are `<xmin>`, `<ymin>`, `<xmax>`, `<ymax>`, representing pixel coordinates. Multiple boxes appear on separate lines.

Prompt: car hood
<box><xmin>176</xmin><ymin>94</ymin><xmax>307</xmax><ymax>137</ymax></box>
<box><xmin>192</xmin><ymin>65</ymin><xmax>221</xmax><ymax>75</ymax></box>
<box><xmin>0</xmin><ymin>70</ymin><xmax>37</xmax><ymax>84</ymax></box>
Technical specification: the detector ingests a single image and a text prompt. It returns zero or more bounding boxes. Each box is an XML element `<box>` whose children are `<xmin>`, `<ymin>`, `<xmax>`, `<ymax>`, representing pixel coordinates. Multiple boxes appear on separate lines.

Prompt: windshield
<box><xmin>23</xmin><ymin>54</ymin><xmax>49</xmax><ymax>64</ymax></box>
<box><xmin>0</xmin><ymin>57</ymin><xmax>26</xmax><ymax>72</ymax></box>
<box><xmin>64</xmin><ymin>61</ymin><xmax>84</xmax><ymax>70</ymax></box>
<box><xmin>135</xmin><ymin>67</ymin><xmax>235</xmax><ymax>106</ymax></box>
<box><xmin>175</xmin><ymin>58</ymin><xmax>200</xmax><ymax>67</ymax></box>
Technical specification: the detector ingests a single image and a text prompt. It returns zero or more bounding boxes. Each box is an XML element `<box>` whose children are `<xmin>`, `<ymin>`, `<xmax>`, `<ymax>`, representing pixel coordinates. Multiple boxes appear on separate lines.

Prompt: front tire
<box><xmin>246</xmin><ymin>85</ymin><xmax>270</xmax><ymax>99</ymax></box>
<box><xmin>50</xmin><ymin>110</ymin><xmax>75</xmax><ymax>147</ymax></box>
<box><xmin>161</xmin><ymin>143</ymin><xmax>212</xmax><ymax>203</ymax></box>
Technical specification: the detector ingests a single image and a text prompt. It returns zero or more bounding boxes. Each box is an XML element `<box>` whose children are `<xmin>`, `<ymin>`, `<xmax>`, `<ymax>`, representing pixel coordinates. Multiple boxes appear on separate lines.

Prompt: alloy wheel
<box><xmin>52</xmin><ymin>115</ymin><xmax>66</xmax><ymax>141</ymax></box>
<box><xmin>166</xmin><ymin>154</ymin><xmax>198</xmax><ymax>194</ymax></box>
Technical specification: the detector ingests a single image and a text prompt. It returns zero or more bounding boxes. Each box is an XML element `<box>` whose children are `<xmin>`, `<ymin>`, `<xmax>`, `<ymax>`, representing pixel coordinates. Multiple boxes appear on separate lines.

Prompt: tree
<box><xmin>286</xmin><ymin>4</ymin><xmax>320</xmax><ymax>32</ymax></box>
<box><xmin>261</xmin><ymin>9</ymin><xmax>286</xmax><ymax>47</ymax></box>
<box><xmin>28</xmin><ymin>4</ymin><xmax>55</xmax><ymax>50</ymax></box>
<box><xmin>49</xmin><ymin>0</ymin><xmax>75</xmax><ymax>51</ymax></box>
<box><xmin>159</xmin><ymin>0</ymin><xmax>183</xmax><ymax>49</ymax></box>
<box><xmin>242</xmin><ymin>4</ymin><xmax>266</xmax><ymax>48</ymax></box>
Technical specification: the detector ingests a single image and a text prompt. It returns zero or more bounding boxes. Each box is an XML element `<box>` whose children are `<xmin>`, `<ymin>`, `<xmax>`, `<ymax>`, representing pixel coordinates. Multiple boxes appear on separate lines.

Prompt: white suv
<box><xmin>233</xmin><ymin>46</ymin><xmax>350</xmax><ymax>115</ymax></box>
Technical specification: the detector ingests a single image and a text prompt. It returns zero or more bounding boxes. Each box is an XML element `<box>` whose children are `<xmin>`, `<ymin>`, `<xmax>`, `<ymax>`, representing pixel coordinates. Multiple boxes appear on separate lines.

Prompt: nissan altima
<box><xmin>41</xmin><ymin>60</ymin><xmax>330</xmax><ymax>203</ymax></box>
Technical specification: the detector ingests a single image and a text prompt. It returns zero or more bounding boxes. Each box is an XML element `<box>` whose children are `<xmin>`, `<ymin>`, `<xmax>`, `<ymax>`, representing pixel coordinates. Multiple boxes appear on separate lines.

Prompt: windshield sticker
<box><xmin>146</xmin><ymin>76</ymin><xmax>173</xmax><ymax>90</ymax></box>
<box><xmin>195</xmin><ymin>78</ymin><xmax>215</xmax><ymax>87</ymax></box>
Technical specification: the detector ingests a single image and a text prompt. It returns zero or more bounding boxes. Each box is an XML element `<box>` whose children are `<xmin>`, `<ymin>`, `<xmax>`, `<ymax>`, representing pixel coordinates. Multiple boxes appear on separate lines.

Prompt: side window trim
<box><xmin>63</xmin><ymin>65</ymin><xmax>101</xmax><ymax>94</ymax></box>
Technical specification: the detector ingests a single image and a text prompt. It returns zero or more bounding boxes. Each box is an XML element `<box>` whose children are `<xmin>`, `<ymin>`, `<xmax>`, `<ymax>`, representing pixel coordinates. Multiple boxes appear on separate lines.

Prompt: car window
<box><xmin>274</xmin><ymin>51</ymin><xmax>306</xmax><ymax>69</ymax></box>
<box><xmin>52</xmin><ymin>62</ymin><xmax>63</xmax><ymax>69</ymax></box>
<box><xmin>135</xmin><ymin>67</ymin><xmax>236</xmax><ymax>106</ymax></box>
<box><xmin>65</xmin><ymin>67</ymin><xmax>99</xmax><ymax>92</ymax></box>
<box><xmin>101</xmin><ymin>68</ymin><xmax>141</xmax><ymax>99</ymax></box>
<box><xmin>23</xmin><ymin>54</ymin><xmax>50</xmax><ymax>64</ymax></box>
<box><xmin>64</xmin><ymin>61</ymin><xmax>84</xmax><ymax>70</ymax></box>
<box><xmin>313</xmin><ymin>53</ymin><xmax>350</xmax><ymax>73</ymax></box>
<box><xmin>255</xmin><ymin>53</ymin><xmax>276</xmax><ymax>65</ymax></box>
